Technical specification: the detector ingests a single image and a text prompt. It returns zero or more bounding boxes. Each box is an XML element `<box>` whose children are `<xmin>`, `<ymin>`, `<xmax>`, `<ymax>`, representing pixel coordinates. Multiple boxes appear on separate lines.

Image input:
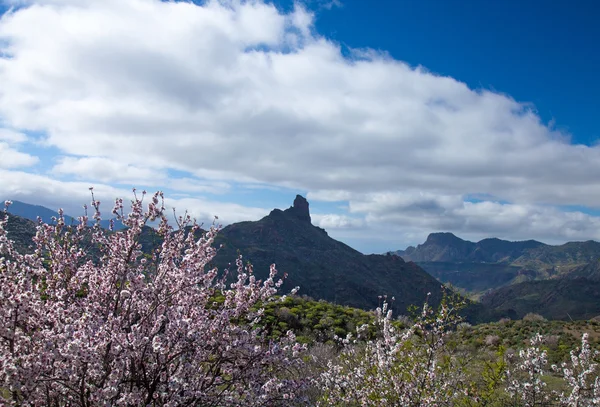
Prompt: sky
<box><xmin>0</xmin><ymin>0</ymin><xmax>599</xmax><ymax>254</ymax></box>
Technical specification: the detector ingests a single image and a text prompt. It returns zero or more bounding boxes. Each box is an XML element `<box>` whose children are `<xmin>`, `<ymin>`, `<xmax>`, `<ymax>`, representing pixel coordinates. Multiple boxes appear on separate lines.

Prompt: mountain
<box><xmin>395</xmin><ymin>233</ymin><xmax>476</xmax><ymax>262</ymax></box>
<box><xmin>480</xmin><ymin>278</ymin><xmax>600</xmax><ymax>320</ymax></box>
<box><xmin>0</xmin><ymin>211</ymin><xmax>37</xmax><ymax>253</ymax></box>
<box><xmin>3</xmin><ymin>200</ymin><xmax>125</xmax><ymax>230</ymax></box>
<box><xmin>394</xmin><ymin>232</ymin><xmax>545</xmax><ymax>263</ymax></box>
<box><xmin>416</xmin><ymin>261</ymin><xmax>530</xmax><ymax>295</ymax></box>
<box><xmin>511</xmin><ymin>240</ymin><xmax>600</xmax><ymax>271</ymax></box>
<box><xmin>566</xmin><ymin>259</ymin><xmax>600</xmax><ymax>281</ymax></box>
<box><xmin>392</xmin><ymin>233</ymin><xmax>600</xmax><ymax>296</ymax></box>
<box><xmin>210</xmin><ymin>196</ymin><xmax>448</xmax><ymax>315</ymax></box>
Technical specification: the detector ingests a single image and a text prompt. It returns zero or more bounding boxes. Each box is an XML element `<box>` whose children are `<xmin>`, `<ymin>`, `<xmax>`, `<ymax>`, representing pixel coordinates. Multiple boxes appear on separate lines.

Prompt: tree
<box><xmin>0</xmin><ymin>190</ymin><xmax>304</xmax><ymax>406</ymax></box>
<box><xmin>317</xmin><ymin>293</ymin><xmax>470</xmax><ymax>406</ymax></box>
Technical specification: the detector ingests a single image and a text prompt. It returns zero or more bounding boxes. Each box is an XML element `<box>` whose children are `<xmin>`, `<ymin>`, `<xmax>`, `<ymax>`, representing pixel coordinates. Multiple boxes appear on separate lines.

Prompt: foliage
<box><xmin>0</xmin><ymin>191</ymin><xmax>305</xmax><ymax>406</ymax></box>
<box><xmin>316</xmin><ymin>293</ymin><xmax>600</xmax><ymax>407</ymax></box>
<box><xmin>257</xmin><ymin>295</ymin><xmax>380</xmax><ymax>344</ymax></box>
<box><xmin>317</xmin><ymin>292</ymin><xmax>471</xmax><ymax>406</ymax></box>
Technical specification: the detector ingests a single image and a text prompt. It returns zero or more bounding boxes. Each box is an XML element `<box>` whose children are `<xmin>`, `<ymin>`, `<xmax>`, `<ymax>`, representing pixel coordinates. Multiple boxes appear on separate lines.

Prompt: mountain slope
<box><xmin>480</xmin><ymin>278</ymin><xmax>600</xmax><ymax>320</ymax></box>
<box><xmin>417</xmin><ymin>261</ymin><xmax>530</xmax><ymax>294</ymax></box>
<box><xmin>567</xmin><ymin>259</ymin><xmax>600</xmax><ymax>281</ymax></box>
<box><xmin>212</xmin><ymin>196</ymin><xmax>446</xmax><ymax>314</ymax></box>
<box><xmin>0</xmin><ymin>211</ymin><xmax>37</xmax><ymax>253</ymax></box>
<box><xmin>4</xmin><ymin>200</ymin><xmax>124</xmax><ymax>230</ymax></box>
<box><xmin>512</xmin><ymin>240</ymin><xmax>600</xmax><ymax>271</ymax></box>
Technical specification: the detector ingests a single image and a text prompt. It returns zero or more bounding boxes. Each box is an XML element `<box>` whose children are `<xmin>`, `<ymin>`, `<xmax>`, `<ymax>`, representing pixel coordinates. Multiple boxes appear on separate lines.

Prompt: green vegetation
<box><xmin>481</xmin><ymin>278</ymin><xmax>600</xmax><ymax>320</ymax></box>
<box><xmin>456</xmin><ymin>316</ymin><xmax>600</xmax><ymax>364</ymax></box>
<box><xmin>253</xmin><ymin>294</ymin><xmax>600</xmax><ymax>368</ymax></box>
<box><xmin>0</xmin><ymin>211</ymin><xmax>36</xmax><ymax>253</ymax></box>
<box><xmin>258</xmin><ymin>295</ymin><xmax>382</xmax><ymax>343</ymax></box>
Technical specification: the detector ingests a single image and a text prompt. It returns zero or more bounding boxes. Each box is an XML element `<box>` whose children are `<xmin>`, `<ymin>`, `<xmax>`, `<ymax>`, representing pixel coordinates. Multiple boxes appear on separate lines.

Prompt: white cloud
<box><xmin>164</xmin><ymin>178</ymin><xmax>231</xmax><ymax>195</ymax></box>
<box><xmin>312</xmin><ymin>213</ymin><xmax>364</xmax><ymax>229</ymax></box>
<box><xmin>0</xmin><ymin>127</ymin><xmax>37</xmax><ymax>168</ymax></box>
<box><xmin>163</xmin><ymin>196</ymin><xmax>268</xmax><ymax>226</ymax></box>
<box><xmin>307</xmin><ymin>190</ymin><xmax>352</xmax><ymax>202</ymax></box>
<box><xmin>348</xmin><ymin>191</ymin><xmax>600</xmax><ymax>247</ymax></box>
<box><xmin>52</xmin><ymin>156</ymin><xmax>165</xmax><ymax>184</ymax></box>
<box><xmin>0</xmin><ymin>0</ymin><xmax>599</xmax><ymax>251</ymax></box>
<box><xmin>0</xmin><ymin>142</ymin><xmax>38</xmax><ymax>168</ymax></box>
<box><xmin>0</xmin><ymin>128</ymin><xmax>27</xmax><ymax>143</ymax></box>
<box><xmin>319</xmin><ymin>0</ymin><xmax>343</xmax><ymax>10</ymax></box>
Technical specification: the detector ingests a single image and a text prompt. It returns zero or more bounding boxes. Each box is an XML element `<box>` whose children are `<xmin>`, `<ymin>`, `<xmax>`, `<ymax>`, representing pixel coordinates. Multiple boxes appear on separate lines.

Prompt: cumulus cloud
<box><xmin>0</xmin><ymin>128</ymin><xmax>27</xmax><ymax>143</ymax></box>
<box><xmin>52</xmin><ymin>156</ymin><xmax>166</xmax><ymax>184</ymax></box>
<box><xmin>0</xmin><ymin>0</ymin><xmax>599</xmax><ymax>250</ymax></box>
<box><xmin>0</xmin><ymin>142</ymin><xmax>38</xmax><ymax>168</ymax></box>
<box><xmin>50</xmin><ymin>156</ymin><xmax>229</xmax><ymax>193</ymax></box>
<box><xmin>312</xmin><ymin>213</ymin><xmax>364</xmax><ymax>230</ymax></box>
<box><xmin>0</xmin><ymin>127</ymin><xmax>38</xmax><ymax>168</ymax></box>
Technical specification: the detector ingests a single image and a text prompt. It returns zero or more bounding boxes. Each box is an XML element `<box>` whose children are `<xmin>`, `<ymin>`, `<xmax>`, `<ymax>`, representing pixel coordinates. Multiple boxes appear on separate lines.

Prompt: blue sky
<box><xmin>309</xmin><ymin>0</ymin><xmax>600</xmax><ymax>144</ymax></box>
<box><xmin>0</xmin><ymin>0</ymin><xmax>599</xmax><ymax>253</ymax></box>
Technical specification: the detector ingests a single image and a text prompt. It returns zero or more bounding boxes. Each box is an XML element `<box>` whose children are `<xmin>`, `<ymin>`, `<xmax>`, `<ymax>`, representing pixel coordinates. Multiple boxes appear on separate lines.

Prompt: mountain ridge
<box><xmin>389</xmin><ymin>232</ymin><xmax>600</xmax><ymax>319</ymax></box>
<box><xmin>393</xmin><ymin>232</ymin><xmax>547</xmax><ymax>263</ymax></box>
<box><xmin>3</xmin><ymin>200</ymin><xmax>125</xmax><ymax>231</ymax></box>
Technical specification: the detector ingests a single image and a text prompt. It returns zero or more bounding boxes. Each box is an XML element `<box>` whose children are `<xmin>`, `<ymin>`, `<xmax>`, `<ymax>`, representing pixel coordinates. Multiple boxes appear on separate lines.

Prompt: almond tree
<box><xmin>0</xmin><ymin>190</ymin><xmax>304</xmax><ymax>406</ymax></box>
<box><xmin>505</xmin><ymin>333</ymin><xmax>551</xmax><ymax>407</ymax></box>
<box><xmin>317</xmin><ymin>294</ymin><xmax>469</xmax><ymax>406</ymax></box>
<box><xmin>556</xmin><ymin>333</ymin><xmax>600</xmax><ymax>406</ymax></box>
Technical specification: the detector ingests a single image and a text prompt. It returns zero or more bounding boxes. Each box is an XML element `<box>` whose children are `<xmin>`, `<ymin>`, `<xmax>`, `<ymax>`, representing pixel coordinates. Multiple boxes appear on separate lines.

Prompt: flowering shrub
<box><xmin>0</xmin><ymin>191</ymin><xmax>304</xmax><ymax>406</ymax></box>
<box><xmin>318</xmin><ymin>293</ymin><xmax>600</xmax><ymax>407</ymax></box>
<box><xmin>504</xmin><ymin>332</ymin><xmax>600</xmax><ymax>407</ymax></box>
<box><xmin>506</xmin><ymin>333</ymin><xmax>551</xmax><ymax>406</ymax></box>
<box><xmin>553</xmin><ymin>333</ymin><xmax>600</xmax><ymax>406</ymax></box>
<box><xmin>317</xmin><ymin>294</ymin><xmax>470</xmax><ymax>406</ymax></box>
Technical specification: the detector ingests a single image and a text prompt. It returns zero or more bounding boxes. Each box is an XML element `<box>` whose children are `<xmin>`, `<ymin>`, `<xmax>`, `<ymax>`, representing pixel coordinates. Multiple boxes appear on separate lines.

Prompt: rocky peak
<box><xmin>283</xmin><ymin>195</ymin><xmax>311</xmax><ymax>223</ymax></box>
<box><xmin>424</xmin><ymin>232</ymin><xmax>466</xmax><ymax>246</ymax></box>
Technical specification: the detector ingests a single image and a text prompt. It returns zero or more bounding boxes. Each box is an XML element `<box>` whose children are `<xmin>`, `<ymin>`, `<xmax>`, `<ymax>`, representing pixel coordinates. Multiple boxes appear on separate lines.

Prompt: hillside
<box><xmin>4</xmin><ymin>200</ymin><xmax>125</xmax><ymax>230</ymax></box>
<box><xmin>417</xmin><ymin>261</ymin><xmax>530</xmax><ymax>295</ymax></box>
<box><xmin>512</xmin><ymin>240</ymin><xmax>600</xmax><ymax>271</ymax></box>
<box><xmin>480</xmin><ymin>278</ymin><xmax>600</xmax><ymax>320</ymax></box>
<box><xmin>568</xmin><ymin>259</ymin><xmax>600</xmax><ymax>280</ymax></box>
<box><xmin>0</xmin><ymin>211</ymin><xmax>37</xmax><ymax>253</ymax></box>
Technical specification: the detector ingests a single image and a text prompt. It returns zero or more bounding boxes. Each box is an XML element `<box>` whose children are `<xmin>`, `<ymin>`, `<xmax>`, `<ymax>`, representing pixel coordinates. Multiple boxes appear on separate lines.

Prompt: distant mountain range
<box><xmin>393</xmin><ymin>232</ymin><xmax>600</xmax><ymax>282</ymax></box>
<box><xmin>393</xmin><ymin>232</ymin><xmax>600</xmax><ymax>266</ymax></box>
<box><xmin>391</xmin><ymin>232</ymin><xmax>600</xmax><ymax>320</ymax></box>
<box><xmin>3</xmin><ymin>200</ymin><xmax>124</xmax><ymax>230</ymax></box>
